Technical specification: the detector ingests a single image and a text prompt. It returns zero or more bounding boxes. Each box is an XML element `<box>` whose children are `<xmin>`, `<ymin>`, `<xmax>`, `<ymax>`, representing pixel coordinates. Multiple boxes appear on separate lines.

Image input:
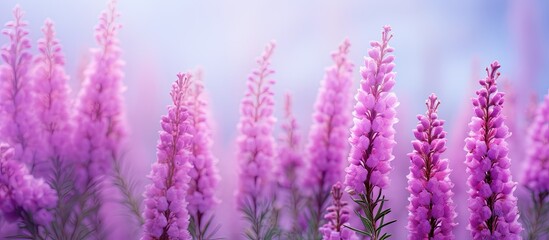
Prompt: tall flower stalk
<box><xmin>407</xmin><ymin>94</ymin><xmax>456</xmax><ymax>239</ymax></box>
<box><xmin>72</xmin><ymin>1</ymin><xmax>128</xmax><ymax>238</ymax></box>
<box><xmin>142</xmin><ymin>73</ymin><xmax>193</xmax><ymax>240</ymax></box>
<box><xmin>32</xmin><ymin>19</ymin><xmax>75</xmax><ymax>238</ymax></box>
<box><xmin>236</xmin><ymin>42</ymin><xmax>279</xmax><ymax>240</ymax></box>
<box><xmin>186</xmin><ymin>71</ymin><xmax>221</xmax><ymax>240</ymax></box>
<box><xmin>277</xmin><ymin>93</ymin><xmax>304</xmax><ymax>239</ymax></box>
<box><xmin>319</xmin><ymin>182</ymin><xmax>358</xmax><ymax>240</ymax></box>
<box><xmin>0</xmin><ymin>6</ymin><xmax>39</xmax><ymax>173</ymax></box>
<box><xmin>464</xmin><ymin>61</ymin><xmax>522</xmax><ymax>239</ymax></box>
<box><xmin>344</xmin><ymin>26</ymin><xmax>398</xmax><ymax>240</ymax></box>
<box><xmin>522</xmin><ymin>90</ymin><xmax>549</xmax><ymax>239</ymax></box>
<box><xmin>304</xmin><ymin>39</ymin><xmax>353</xmax><ymax>239</ymax></box>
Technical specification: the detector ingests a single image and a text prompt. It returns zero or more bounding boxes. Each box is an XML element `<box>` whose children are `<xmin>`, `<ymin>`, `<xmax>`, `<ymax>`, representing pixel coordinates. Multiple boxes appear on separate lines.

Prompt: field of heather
<box><xmin>0</xmin><ymin>1</ymin><xmax>548</xmax><ymax>239</ymax></box>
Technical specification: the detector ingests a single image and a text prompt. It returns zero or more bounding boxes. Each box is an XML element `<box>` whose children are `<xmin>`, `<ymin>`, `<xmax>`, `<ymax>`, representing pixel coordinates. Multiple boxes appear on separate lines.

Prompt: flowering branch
<box><xmin>407</xmin><ymin>94</ymin><xmax>456</xmax><ymax>239</ymax></box>
<box><xmin>344</xmin><ymin>26</ymin><xmax>398</xmax><ymax>240</ymax></box>
<box><xmin>236</xmin><ymin>42</ymin><xmax>280</xmax><ymax>240</ymax></box>
<box><xmin>304</xmin><ymin>39</ymin><xmax>353</xmax><ymax>239</ymax></box>
<box><xmin>142</xmin><ymin>73</ymin><xmax>193</xmax><ymax>239</ymax></box>
<box><xmin>464</xmin><ymin>61</ymin><xmax>522</xmax><ymax>238</ymax></box>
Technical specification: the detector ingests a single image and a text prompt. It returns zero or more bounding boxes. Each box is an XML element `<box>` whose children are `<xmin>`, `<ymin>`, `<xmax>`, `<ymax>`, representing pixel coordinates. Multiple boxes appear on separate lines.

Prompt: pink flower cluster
<box><xmin>407</xmin><ymin>94</ymin><xmax>456</xmax><ymax>239</ymax></box>
<box><xmin>522</xmin><ymin>90</ymin><xmax>549</xmax><ymax>194</ymax></box>
<box><xmin>236</xmin><ymin>42</ymin><xmax>277</xmax><ymax>206</ymax></box>
<box><xmin>0</xmin><ymin>6</ymin><xmax>40</xmax><ymax>173</ymax></box>
<box><xmin>0</xmin><ymin>143</ymin><xmax>57</xmax><ymax>226</ymax></box>
<box><xmin>305</xmin><ymin>39</ymin><xmax>353</xmax><ymax>193</ymax></box>
<box><xmin>32</xmin><ymin>19</ymin><xmax>72</xmax><ymax>178</ymax></box>
<box><xmin>319</xmin><ymin>182</ymin><xmax>358</xmax><ymax>240</ymax></box>
<box><xmin>143</xmin><ymin>73</ymin><xmax>193</xmax><ymax>239</ymax></box>
<box><xmin>73</xmin><ymin>0</ymin><xmax>127</xmax><ymax>186</ymax></box>
<box><xmin>464</xmin><ymin>61</ymin><xmax>522</xmax><ymax>239</ymax></box>
<box><xmin>344</xmin><ymin>25</ymin><xmax>399</xmax><ymax>195</ymax></box>
<box><xmin>304</xmin><ymin>39</ymin><xmax>353</xmax><ymax>236</ymax></box>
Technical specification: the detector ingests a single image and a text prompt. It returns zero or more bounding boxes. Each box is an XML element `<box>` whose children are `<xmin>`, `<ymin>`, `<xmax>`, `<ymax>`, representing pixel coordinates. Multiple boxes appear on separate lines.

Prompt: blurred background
<box><xmin>1</xmin><ymin>0</ymin><xmax>548</xmax><ymax>239</ymax></box>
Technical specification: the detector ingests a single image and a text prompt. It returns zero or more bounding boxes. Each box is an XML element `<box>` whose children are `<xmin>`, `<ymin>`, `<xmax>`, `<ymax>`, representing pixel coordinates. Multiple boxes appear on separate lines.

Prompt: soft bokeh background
<box><xmin>1</xmin><ymin>0</ymin><xmax>548</xmax><ymax>239</ymax></box>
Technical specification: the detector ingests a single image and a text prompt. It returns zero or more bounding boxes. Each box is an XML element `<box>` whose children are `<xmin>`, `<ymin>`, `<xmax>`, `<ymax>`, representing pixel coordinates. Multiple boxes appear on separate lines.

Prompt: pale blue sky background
<box><xmin>0</xmin><ymin>1</ymin><xmax>547</xmax><ymax>238</ymax></box>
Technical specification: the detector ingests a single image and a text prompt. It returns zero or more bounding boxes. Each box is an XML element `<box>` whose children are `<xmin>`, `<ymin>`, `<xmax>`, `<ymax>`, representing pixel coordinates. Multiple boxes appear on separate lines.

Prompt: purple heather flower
<box><xmin>32</xmin><ymin>19</ymin><xmax>72</xmax><ymax>178</ymax></box>
<box><xmin>319</xmin><ymin>182</ymin><xmax>358</xmax><ymax>240</ymax></box>
<box><xmin>343</xmin><ymin>26</ymin><xmax>398</xmax><ymax>240</ymax></box>
<box><xmin>0</xmin><ymin>143</ymin><xmax>57</xmax><ymax>227</ymax></box>
<box><xmin>186</xmin><ymin>70</ymin><xmax>220</xmax><ymax>239</ymax></box>
<box><xmin>521</xmin><ymin>90</ymin><xmax>549</xmax><ymax>239</ymax></box>
<box><xmin>464</xmin><ymin>61</ymin><xmax>522</xmax><ymax>239</ymax></box>
<box><xmin>522</xmin><ymin>90</ymin><xmax>549</xmax><ymax>194</ymax></box>
<box><xmin>304</xmin><ymin>39</ymin><xmax>353</xmax><ymax>236</ymax></box>
<box><xmin>276</xmin><ymin>93</ymin><xmax>304</xmax><ymax>235</ymax></box>
<box><xmin>73</xmin><ymin>0</ymin><xmax>127</xmax><ymax>186</ymax></box>
<box><xmin>0</xmin><ymin>6</ymin><xmax>39</xmax><ymax>172</ymax></box>
<box><xmin>407</xmin><ymin>94</ymin><xmax>456</xmax><ymax>239</ymax></box>
<box><xmin>235</xmin><ymin>42</ymin><xmax>278</xmax><ymax>239</ymax></box>
<box><xmin>143</xmin><ymin>73</ymin><xmax>193</xmax><ymax>240</ymax></box>
<box><xmin>345</xmin><ymin>26</ymin><xmax>398</xmax><ymax>194</ymax></box>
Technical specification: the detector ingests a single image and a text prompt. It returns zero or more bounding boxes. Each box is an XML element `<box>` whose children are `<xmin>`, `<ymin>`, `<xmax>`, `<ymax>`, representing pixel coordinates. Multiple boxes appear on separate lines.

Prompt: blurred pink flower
<box><xmin>0</xmin><ymin>6</ymin><xmax>39</xmax><ymax>172</ymax></box>
<box><xmin>235</xmin><ymin>42</ymin><xmax>279</xmax><ymax>239</ymax></box>
<box><xmin>304</xmin><ymin>39</ymin><xmax>353</xmax><ymax>237</ymax></box>
<box><xmin>0</xmin><ymin>143</ymin><xmax>57</xmax><ymax>231</ymax></box>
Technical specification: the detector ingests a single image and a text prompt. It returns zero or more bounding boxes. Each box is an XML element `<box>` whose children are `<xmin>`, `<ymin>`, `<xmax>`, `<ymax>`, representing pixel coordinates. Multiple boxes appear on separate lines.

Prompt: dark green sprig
<box><xmin>112</xmin><ymin>155</ymin><xmax>144</xmax><ymax>226</ymax></box>
<box><xmin>522</xmin><ymin>190</ymin><xmax>549</xmax><ymax>240</ymax></box>
<box><xmin>347</xmin><ymin>188</ymin><xmax>395</xmax><ymax>240</ymax></box>
<box><xmin>189</xmin><ymin>213</ymin><xmax>221</xmax><ymax>240</ymax></box>
<box><xmin>239</xmin><ymin>196</ymin><xmax>281</xmax><ymax>240</ymax></box>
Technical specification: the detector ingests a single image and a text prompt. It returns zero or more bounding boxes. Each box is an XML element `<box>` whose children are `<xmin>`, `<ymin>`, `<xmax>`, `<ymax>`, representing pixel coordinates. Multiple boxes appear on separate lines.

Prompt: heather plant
<box><xmin>142</xmin><ymin>73</ymin><xmax>193</xmax><ymax>240</ymax></box>
<box><xmin>521</xmin><ymin>90</ymin><xmax>549</xmax><ymax>239</ymax></box>
<box><xmin>276</xmin><ymin>93</ymin><xmax>304</xmax><ymax>239</ymax></box>
<box><xmin>407</xmin><ymin>94</ymin><xmax>456</xmax><ymax>239</ymax></box>
<box><xmin>0</xmin><ymin>5</ymin><xmax>40</xmax><ymax>174</ymax></box>
<box><xmin>32</xmin><ymin>19</ymin><xmax>77</xmax><ymax>239</ymax></box>
<box><xmin>304</xmin><ymin>39</ymin><xmax>353</xmax><ymax>239</ymax></box>
<box><xmin>186</xmin><ymin>71</ymin><xmax>221</xmax><ymax>240</ymax></box>
<box><xmin>71</xmin><ymin>1</ymin><xmax>142</xmax><ymax>238</ymax></box>
<box><xmin>464</xmin><ymin>61</ymin><xmax>522</xmax><ymax>239</ymax></box>
<box><xmin>235</xmin><ymin>42</ymin><xmax>280</xmax><ymax>240</ymax></box>
<box><xmin>344</xmin><ymin>25</ymin><xmax>398</xmax><ymax>240</ymax></box>
<box><xmin>319</xmin><ymin>182</ymin><xmax>358</xmax><ymax>240</ymax></box>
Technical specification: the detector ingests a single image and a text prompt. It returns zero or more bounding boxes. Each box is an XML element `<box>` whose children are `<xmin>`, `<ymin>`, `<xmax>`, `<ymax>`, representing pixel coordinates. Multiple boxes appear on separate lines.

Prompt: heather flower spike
<box><xmin>407</xmin><ymin>94</ymin><xmax>456</xmax><ymax>239</ymax></box>
<box><xmin>304</xmin><ymin>38</ymin><xmax>353</xmax><ymax>238</ymax></box>
<box><xmin>33</xmin><ymin>19</ymin><xmax>72</xmax><ymax>175</ymax></box>
<box><xmin>319</xmin><ymin>182</ymin><xmax>359</xmax><ymax>240</ymax></box>
<box><xmin>186</xmin><ymin>70</ymin><xmax>221</xmax><ymax>240</ymax></box>
<box><xmin>0</xmin><ymin>5</ymin><xmax>39</xmax><ymax>172</ymax></box>
<box><xmin>143</xmin><ymin>73</ymin><xmax>193</xmax><ymax>240</ymax></box>
<box><xmin>72</xmin><ymin>0</ymin><xmax>130</xmax><ymax>237</ymax></box>
<box><xmin>236</xmin><ymin>41</ymin><xmax>280</xmax><ymax>240</ymax></box>
<box><xmin>522</xmin><ymin>90</ymin><xmax>549</xmax><ymax>239</ymax></box>
<box><xmin>464</xmin><ymin>61</ymin><xmax>522</xmax><ymax>239</ymax></box>
<box><xmin>277</xmin><ymin>93</ymin><xmax>304</xmax><ymax>237</ymax></box>
<box><xmin>0</xmin><ymin>143</ymin><xmax>57</xmax><ymax>239</ymax></box>
<box><xmin>344</xmin><ymin>25</ymin><xmax>398</xmax><ymax>240</ymax></box>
